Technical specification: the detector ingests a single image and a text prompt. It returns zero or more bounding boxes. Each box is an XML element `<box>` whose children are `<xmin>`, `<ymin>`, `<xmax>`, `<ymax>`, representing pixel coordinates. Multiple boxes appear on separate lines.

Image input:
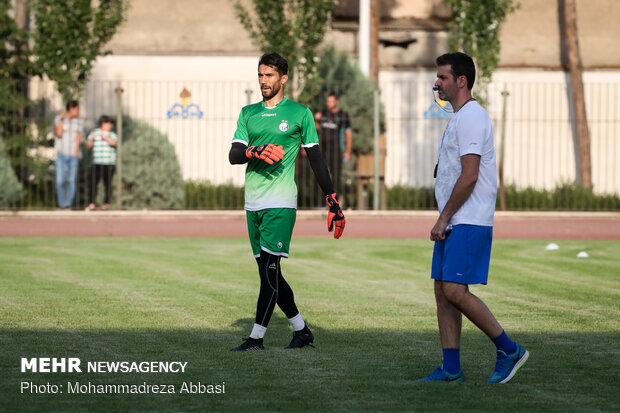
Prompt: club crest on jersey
<box><xmin>279</xmin><ymin>120</ymin><xmax>289</xmax><ymax>132</ymax></box>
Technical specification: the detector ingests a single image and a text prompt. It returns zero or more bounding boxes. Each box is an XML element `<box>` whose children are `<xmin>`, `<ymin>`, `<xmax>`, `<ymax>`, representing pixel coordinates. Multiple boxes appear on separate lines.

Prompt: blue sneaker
<box><xmin>488</xmin><ymin>342</ymin><xmax>529</xmax><ymax>383</ymax></box>
<box><xmin>417</xmin><ymin>365</ymin><xmax>465</xmax><ymax>382</ymax></box>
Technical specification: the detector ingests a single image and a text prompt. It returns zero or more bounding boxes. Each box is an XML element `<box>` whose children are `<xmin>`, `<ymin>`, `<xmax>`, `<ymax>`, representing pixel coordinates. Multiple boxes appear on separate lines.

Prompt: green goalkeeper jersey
<box><xmin>233</xmin><ymin>97</ymin><xmax>319</xmax><ymax>211</ymax></box>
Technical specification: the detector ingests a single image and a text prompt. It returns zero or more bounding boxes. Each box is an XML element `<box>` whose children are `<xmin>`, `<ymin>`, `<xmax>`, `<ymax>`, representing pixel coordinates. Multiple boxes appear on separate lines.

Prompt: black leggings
<box><xmin>90</xmin><ymin>164</ymin><xmax>115</xmax><ymax>204</ymax></box>
<box><xmin>254</xmin><ymin>251</ymin><xmax>299</xmax><ymax>327</ymax></box>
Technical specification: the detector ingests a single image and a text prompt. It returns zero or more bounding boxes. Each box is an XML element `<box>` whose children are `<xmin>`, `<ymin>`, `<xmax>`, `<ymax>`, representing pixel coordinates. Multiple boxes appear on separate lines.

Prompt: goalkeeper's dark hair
<box><xmin>259</xmin><ymin>53</ymin><xmax>288</xmax><ymax>76</ymax></box>
<box><xmin>436</xmin><ymin>52</ymin><xmax>476</xmax><ymax>90</ymax></box>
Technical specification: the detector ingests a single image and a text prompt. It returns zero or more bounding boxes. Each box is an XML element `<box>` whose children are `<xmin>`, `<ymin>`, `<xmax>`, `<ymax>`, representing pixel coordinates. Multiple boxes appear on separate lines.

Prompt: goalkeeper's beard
<box><xmin>261</xmin><ymin>84</ymin><xmax>281</xmax><ymax>100</ymax></box>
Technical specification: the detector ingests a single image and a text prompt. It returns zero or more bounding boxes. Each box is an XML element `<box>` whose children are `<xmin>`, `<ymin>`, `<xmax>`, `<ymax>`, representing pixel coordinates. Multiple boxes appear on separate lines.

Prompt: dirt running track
<box><xmin>0</xmin><ymin>211</ymin><xmax>618</xmax><ymax>240</ymax></box>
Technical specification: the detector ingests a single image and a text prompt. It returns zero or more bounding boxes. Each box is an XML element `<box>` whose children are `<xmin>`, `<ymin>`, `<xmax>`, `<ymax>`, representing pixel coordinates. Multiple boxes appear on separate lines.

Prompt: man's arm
<box><xmin>343</xmin><ymin>128</ymin><xmax>353</xmax><ymax>162</ymax></box>
<box><xmin>305</xmin><ymin>145</ymin><xmax>334</xmax><ymax>195</ymax></box>
<box><xmin>306</xmin><ymin>145</ymin><xmax>345</xmax><ymax>239</ymax></box>
<box><xmin>86</xmin><ymin>132</ymin><xmax>94</xmax><ymax>149</ymax></box>
<box><xmin>74</xmin><ymin>131</ymin><xmax>82</xmax><ymax>157</ymax></box>
<box><xmin>54</xmin><ymin>114</ymin><xmax>64</xmax><ymax>138</ymax></box>
<box><xmin>229</xmin><ymin>142</ymin><xmax>249</xmax><ymax>165</ymax></box>
<box><xmin>229</xmin><ymin>142</ymin><xmax>284</xmax><ymax>165</ymax></box>
<box><xmin>430</xmin><ymin>154</ymin><xmax>480</xmax><ymax>241</ymax></box>
<box><xmin>314</xmin><ymin>112</ymin><xmax>322</xmax><ymax>132</ymax></box>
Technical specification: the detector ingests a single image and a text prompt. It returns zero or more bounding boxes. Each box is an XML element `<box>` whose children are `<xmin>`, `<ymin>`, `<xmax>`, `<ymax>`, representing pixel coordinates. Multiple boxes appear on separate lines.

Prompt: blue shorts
<box><xmin>431</xmin><ymin>224</ymin><xmax>493</xmax><ymax>285</ymax></box>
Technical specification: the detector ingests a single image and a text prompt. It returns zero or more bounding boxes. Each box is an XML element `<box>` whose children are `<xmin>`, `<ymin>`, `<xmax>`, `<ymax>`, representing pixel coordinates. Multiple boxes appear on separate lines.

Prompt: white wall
<box><xmin>380</xmin><ymin>69</ymin><xmax>620</xmax><ymax>194</ymax></box>
<box><xmin>31</xmin><ymin>55</ymin><xmax>620</xmax><ymax>194</ymax></box>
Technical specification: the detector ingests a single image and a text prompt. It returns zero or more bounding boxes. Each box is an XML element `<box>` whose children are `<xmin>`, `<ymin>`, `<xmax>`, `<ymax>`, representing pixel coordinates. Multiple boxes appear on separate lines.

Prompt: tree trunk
<box><xmin>14</xmin><ymin>0</ymin><xmax>28</xmax><ymax>29</ymax></box>
<box><xmin>14</xmin><ymin>0</ymin><xmax>29</xmax><ymax>112</ymax></box>
<box><xmin>560</xmin><ymin>0</ymin><xmax>592</xmax><ymax>188</ymax></box>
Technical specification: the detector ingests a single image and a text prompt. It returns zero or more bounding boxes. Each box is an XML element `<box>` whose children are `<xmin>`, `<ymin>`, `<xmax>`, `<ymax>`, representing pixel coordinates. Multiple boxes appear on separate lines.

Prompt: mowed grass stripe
<box><xmin>1</xmin><ymin>237</ymin><xmax>619</xmax><ymax>412</ymax></box>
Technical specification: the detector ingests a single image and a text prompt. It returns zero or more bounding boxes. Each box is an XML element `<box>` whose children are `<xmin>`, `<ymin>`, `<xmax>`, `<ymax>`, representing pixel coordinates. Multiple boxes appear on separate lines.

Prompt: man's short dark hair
<box><xmin>436</xmin><ymin>52</ymin><xmax>476</xmax><ymax>90</ymax></box>
<box><xmin>327</xmin><ymin>92</ymin><xmax>338</xmax><ymax>99</ymax></box>
<box><xmin>99</xmin><ymin>115</ymin><xmax>114</xmax><ymax>125</ymax></box>
<box><xmin>258</xmin><ymin>53</ymin><xmax>288</xmax><ymax>76</ymax></box>
<box><xmin>66</xmin><ymin>100</ymin><xmax>79</xmax><ymax>111</ymax></box>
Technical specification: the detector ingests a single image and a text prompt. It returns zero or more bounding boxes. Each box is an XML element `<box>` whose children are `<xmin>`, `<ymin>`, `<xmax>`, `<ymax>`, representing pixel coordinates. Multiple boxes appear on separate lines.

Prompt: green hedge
<box><xmin>0</xmin><ymin>136</ymin><xmax>22</xmax><ymax>209</ymax></box>
<box><xmin>378</xmin><ymin>183</ymin><xmax>620</xmax><ymax>211</ymax></box>
<box><xmin>185</xmin><ymin>181</ymin><xmax>244</xmax><ymax>210</ymax></box>
<box><xmin>184</xmin><ymin>181</ymin><xmax>620</xmax><ymax>211</ymax></box>
<box><xmin>7</xmin><ymin>176</ymin><xmax>620</xmax><ymax>211</ymax></box>
<box><xmin>502</xmin><ymin>183</ymin><xmax>620</xmax><ymax>211</ymax></box>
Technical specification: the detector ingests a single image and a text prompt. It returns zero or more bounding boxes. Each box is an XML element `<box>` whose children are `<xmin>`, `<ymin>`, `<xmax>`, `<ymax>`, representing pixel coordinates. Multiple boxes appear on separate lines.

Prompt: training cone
<box><xmin>545</xmin><ymin>243</ymin><xmax>560</xmax><ymax>251</ymax></box>
<box><xmin>577</xmin><ymin>251</ymin><xmax>589</xmax><ymax>258</ymax></box>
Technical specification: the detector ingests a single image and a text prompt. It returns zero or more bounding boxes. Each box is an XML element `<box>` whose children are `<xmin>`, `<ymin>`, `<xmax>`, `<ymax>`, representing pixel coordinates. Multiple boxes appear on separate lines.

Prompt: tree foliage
<box><xmin>308</xmin><ymin>47</ymin><xmax>385</xmax><ymax>154</ymax></box>
<box><xmin>31</xmin><ymin>0</ymin><xmax>126</xmax><ymax>101</ymax></box>
<box><xmin>0</xmin><ymin>0</ymin><xmax>31</xmax><ymax>98</ymax></box>
<box><xmin>0</xmin><ymin>134</ymin><xmax>22</xmax><ymax>209</ymax></box>
<box><xmin>444</xmin><ymin>0</ymin><xmax>518</xmax><ymax>99</ymax></box>
<box><xmin>1</xmin><ymin>0</ymin><xmax>36</xmax><ymax>191</ymax></box>
<box><xmin>234</xmin><ymin>0</ymin><xmax>335</xmax><ymax>103</ymax></box>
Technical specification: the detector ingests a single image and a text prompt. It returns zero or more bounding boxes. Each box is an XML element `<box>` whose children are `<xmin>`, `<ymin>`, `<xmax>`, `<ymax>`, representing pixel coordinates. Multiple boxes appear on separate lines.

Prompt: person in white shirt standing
<box><xmin>417</xmin><ymin>52</ymin><xmax>529</xmax><ymax>384</ymax></box>
<box><xmin>53</xmin><ymin>100</ymin><xmax>83</xmax><ymax>209</ymax></box>
<box><xmin>85</xmin><ymin>115</ymin><xmax>117</xmax><ymax>211</ymax></box>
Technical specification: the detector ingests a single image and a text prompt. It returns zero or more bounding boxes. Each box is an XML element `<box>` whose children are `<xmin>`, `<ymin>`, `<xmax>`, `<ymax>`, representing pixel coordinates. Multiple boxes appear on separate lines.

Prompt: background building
<box><xmin>30</xmin><ymin>0</ymin><xmax>620</xmax><ymax>196</ymax></box>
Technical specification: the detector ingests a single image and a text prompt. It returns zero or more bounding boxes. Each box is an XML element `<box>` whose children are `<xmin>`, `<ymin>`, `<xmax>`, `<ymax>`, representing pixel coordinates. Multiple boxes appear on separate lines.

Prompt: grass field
<box><xmin>1</xmin><ymin>237</ymin><xmax>619</xmax><ymax>412</ymax></box>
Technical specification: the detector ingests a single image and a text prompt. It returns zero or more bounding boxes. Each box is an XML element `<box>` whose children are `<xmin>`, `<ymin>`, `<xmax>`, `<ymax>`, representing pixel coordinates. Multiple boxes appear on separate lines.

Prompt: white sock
<box><xmin>288</xmin><ymin>313</ymin><xmax>305</xmax><ymax>331</ymax></box>
<box><xmin>250</xmin><ymin>323</ymin><xmax>267</xmax><ymax>339</ymax></box>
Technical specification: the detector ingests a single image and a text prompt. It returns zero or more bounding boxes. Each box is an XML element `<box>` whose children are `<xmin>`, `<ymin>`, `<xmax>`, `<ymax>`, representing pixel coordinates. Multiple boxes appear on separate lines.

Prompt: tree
<box><xmin>559</xmin><ymin>0</ymin><xmax>591</xmax><ymax>188</ymax></box>
<box><xmin>1</xmin><ymin>0</ymin><xmax>34</xmax><ymax>184</ymax></box>
<box><xmin>444</xmin><ymin>0</ymin><xmax>518</xmax><ymax>101</ymax></box>
<box><xmin>234</xmin><ymin>0</ymin><xmax>336</xmax><ymax>102</ymax></box>
<box><xmin>0</xmin><ymin>131</ymin><xmax>22</xmax><ymax>209</ymax></box>
<box><xmin>308</xmin><ymin>47</ymin><xmax>385</xmax><ymax>155</ymax></box>
<box><xmin>31</xmin><ymin>0</ymin><xmax>126</xmax><ymax>101</ymax></box>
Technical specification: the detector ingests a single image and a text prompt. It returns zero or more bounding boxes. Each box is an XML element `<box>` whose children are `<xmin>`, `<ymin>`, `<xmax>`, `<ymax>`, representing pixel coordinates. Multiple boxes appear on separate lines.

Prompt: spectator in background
<box><xmin>314</xmin><ymin>93</ymin><xmax>353</xmax><ymax>199</ymax></box>
<box><xmin>85</xmin><ymin>115</ymin><xmax>117</xmax><ymax>211</ymax></box>
<box><xmin>54</xmin><ymin>100</ymin><xmax>83</xmax><ymax>210</ymax></box>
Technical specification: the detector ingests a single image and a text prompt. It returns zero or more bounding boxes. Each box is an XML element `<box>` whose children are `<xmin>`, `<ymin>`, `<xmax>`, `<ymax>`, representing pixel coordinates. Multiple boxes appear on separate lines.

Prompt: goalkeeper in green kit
<box><xmin>228</xmin><ymin>53</ymin><xmax>346</xmax><ymax>351</ymax></box>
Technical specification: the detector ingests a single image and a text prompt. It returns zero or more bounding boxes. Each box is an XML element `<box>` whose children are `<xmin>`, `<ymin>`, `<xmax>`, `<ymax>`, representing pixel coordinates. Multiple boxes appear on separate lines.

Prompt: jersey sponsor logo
<box><xmin>279</xmin><ymin>121</ymin><xmax>289</xmax><ymax>132</ymax></box>
<box><xmin>262</xmin><ymin>113</ymin><xmax>276</xmax><ymax>117</ymax></box>
<box><xmin>321</xmin><ymin>120</ymin><xmax>338</xmax><ymax>129</ymax></box>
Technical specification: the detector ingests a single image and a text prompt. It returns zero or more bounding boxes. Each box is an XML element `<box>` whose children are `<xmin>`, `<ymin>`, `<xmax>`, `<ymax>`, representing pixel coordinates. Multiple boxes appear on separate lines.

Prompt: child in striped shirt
<box><xmin>86</xmin><ymin>115</ymin><xmax>117</xmax><ymax>210</ymax></box>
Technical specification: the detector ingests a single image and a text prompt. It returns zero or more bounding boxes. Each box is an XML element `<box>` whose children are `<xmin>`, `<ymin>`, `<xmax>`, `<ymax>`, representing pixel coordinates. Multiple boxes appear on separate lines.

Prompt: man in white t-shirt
<box><xmin>53</xmin><ymin>100</ymin><xmax>83</xmax><ymax>209</ymax></box>
<box><xmin>417</xmin><ymin>52</ymin><xmax>529</xmax><ymax>384</ymax></box>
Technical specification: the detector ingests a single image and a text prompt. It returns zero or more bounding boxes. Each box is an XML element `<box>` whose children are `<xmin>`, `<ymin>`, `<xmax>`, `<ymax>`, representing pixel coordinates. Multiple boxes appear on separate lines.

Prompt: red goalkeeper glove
<box><xmin>245</xmin><ymin>144</ymin><xmax>285</xmax><ymax>164</ymax></box>
<box><xmin>326</xmin><ymin>193</ymin><xmax>345</xmax><ymax>239</ymax></box>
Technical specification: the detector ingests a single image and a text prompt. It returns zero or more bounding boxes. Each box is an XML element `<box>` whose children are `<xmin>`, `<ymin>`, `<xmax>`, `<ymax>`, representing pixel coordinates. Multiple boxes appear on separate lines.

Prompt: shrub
<box><xmin>0</xmin><ymin>136</ymin><xmax>22</xmax><ymax>209</ymax></box>
<box><xmin>387</xmin><ymin>185</ymin><xmax>437</xmax><ymax>210</ymax></box>
<box><xmin>185</xmin><ymin>181</ymin><xmax>244</xmax><ymax>210</ymax></box>
<box><xmin>500</xmin><ymin>183</ymin><xmax>620</xmax><ymax>211</ymax></box>
<box><xmin>363</xmin><ymin>183</ymin><xmax>620</xmax><ymax>211</ymax></box>
<box><xmin>120</xmin><ymin>118</ymin><xmax>184</xmax><ymax>209</ymax></box>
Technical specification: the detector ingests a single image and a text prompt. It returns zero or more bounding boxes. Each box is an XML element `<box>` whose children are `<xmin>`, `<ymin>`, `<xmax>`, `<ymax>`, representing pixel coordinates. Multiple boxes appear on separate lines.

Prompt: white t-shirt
<box><xmin>435</xmin><ymin>101</ymin><xmax>497</xmax><ymax>227</ymax></box>
<box><xmin>54</xmin><ymin>115</ymin><xmax>83</xmax><ymax>156</ymax></box>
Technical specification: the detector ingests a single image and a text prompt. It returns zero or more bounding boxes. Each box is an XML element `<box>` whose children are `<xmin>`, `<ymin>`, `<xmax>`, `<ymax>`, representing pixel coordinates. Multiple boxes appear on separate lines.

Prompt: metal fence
<box><xmin>2</xmin><ymin>73</ymin><xmax>619</xmax><ymax>211</ymax></box>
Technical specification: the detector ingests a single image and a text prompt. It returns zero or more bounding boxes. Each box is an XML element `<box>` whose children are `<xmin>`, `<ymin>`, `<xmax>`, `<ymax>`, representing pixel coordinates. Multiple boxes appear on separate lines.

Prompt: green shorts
<box><xmin>246</xmin><ymin>208</ymin><xmax>297</xmax><ymax>258</ymax></box>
